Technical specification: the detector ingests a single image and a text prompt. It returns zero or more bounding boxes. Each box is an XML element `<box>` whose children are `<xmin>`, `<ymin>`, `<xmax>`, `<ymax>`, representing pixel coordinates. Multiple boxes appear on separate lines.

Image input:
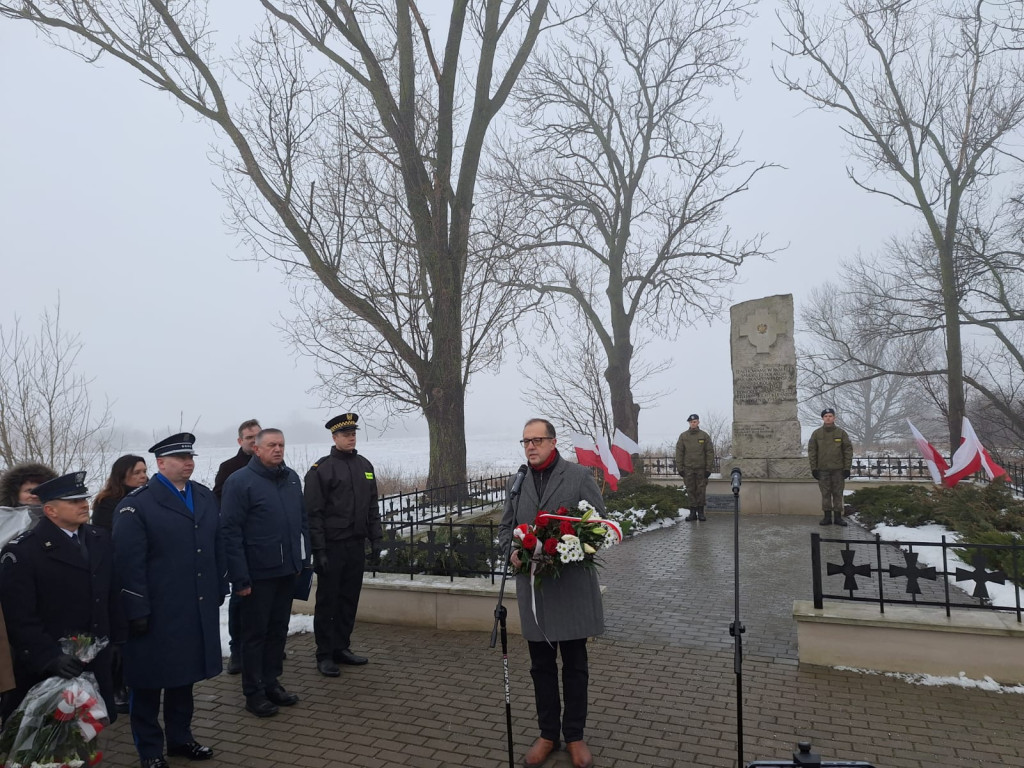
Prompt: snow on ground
<box><xmin>834</xmin><ymin>666</ymin><xmax>1024</xmax><ymax>694</ymax></box>
<box><xmin>865</xmin><ymin>520</ymin><xmax>1024</xmax><ymax>609</ymax></box>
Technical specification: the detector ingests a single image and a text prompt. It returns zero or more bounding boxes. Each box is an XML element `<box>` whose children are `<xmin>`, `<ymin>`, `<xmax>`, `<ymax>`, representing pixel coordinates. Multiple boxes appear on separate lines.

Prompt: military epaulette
<box><xmin>6</xmin><ymin>529</ymin><xmax>32</xmax><ymax>546</ymax></box>
<box><xmin>310</xmin><ymin>455</ymin><xmax>331</xmax><ymax>471</ymax></box>
<box><xmin>126</xmin><ymin>484</ymin><xmax>148</xmax><ymax>496</ymax></box>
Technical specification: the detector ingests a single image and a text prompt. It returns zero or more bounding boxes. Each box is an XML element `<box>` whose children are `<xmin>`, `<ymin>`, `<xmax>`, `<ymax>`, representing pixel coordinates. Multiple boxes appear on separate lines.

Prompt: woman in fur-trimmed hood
<box><xmin>0</xmin><ymin>462</ymin><xmax>57</xmax><ymax>508</ymax></box>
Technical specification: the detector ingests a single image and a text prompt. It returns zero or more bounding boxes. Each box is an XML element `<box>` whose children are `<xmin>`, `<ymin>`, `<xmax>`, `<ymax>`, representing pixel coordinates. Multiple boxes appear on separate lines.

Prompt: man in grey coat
<box><xmin>499</xmin><ymin>418</ymin><xmax>603</xmax><ymax>768</ymax></box>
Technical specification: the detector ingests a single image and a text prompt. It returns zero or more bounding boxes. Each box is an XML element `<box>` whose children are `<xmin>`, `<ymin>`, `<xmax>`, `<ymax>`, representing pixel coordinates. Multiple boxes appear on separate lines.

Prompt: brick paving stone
<box><xmin>89</xmin><ymin>514</ymin><xmax>1024</xmax><ymax>768</ymax></box>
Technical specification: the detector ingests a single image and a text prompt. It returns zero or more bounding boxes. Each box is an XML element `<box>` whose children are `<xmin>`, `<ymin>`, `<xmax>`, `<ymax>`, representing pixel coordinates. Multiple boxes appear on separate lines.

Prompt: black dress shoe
<box><xmin>317</xmin><ymin>658</ymin><xmax>341</xmax><ymax>677</ymax></box>
<box><xmin>140</xmin><ymin>758</ymin><xmax>169</xmax><ymax>768</ymax></box>
<box><xmin>167</xmin><ymin>742</ymin><xmax>214</xmax><ymax>761</ymax></box>
<box><xmin>245</xmin><ymin>695</ymin><xmax>279</xmax><ymax>718</ymax></box>
<box><xmin>336</xmin><ymin>648</ymin><xmax>368</xmax><ymax>665</ymax></box>
<box><xmin>227</xmin><ymin>652</ymin><xmax>242</xmax><ymax>675</ymax></box>
<box><xmin>266</xmin><ymin>685</ymin><xmax>299</xmax><ymax>706</ymax></box>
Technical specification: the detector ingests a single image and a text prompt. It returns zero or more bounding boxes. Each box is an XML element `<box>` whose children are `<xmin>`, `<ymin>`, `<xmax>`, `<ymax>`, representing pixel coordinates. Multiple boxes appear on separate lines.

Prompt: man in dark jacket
<box><xmin>808</xmin><ymin>408</ymin><xmax>854</xmax><ymax>526</ymax></box>
<box><xmin>304</xmin><ymin>413</ymin><xmax>382</xmax><ymax>677</ymax></box>
<box><xmin>113</xmin><ymin>433</ymin><xmax>226</xmax><ymax>768</ymax></box>
<box><xmin>0</xmin><ymin>472</ymin><xmax>123</xmax><ymax>723</ymax></box>
<box><xmin>212</xmin><ymin>418</ymin><xmax>261</xmax><ymax>675</ymax></box>
<box><xmin>220</xmin><ymin>428</ymin><xmax>309</xmax><ymax>717</ymax></box>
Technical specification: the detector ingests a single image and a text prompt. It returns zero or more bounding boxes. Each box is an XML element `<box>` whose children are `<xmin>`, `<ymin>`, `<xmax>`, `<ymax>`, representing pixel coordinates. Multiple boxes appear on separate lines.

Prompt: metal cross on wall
<box><xmin>955</xmin><ymin>552</ymin><xmax>1006</xmax><ymax>600</ymax></box>
<box><xmin>826</xmin><ymin>549</ymin><xmax>873</xmax><ymax>591</ymax></box>
<box><xmin>888</xmin><ymin>550</ymin><xmax>937</xmax><ymax>595</ymax></box>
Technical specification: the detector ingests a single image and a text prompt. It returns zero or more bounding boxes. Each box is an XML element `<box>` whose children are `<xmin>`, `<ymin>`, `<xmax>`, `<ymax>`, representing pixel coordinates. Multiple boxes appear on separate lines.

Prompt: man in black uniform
<box><xmin>304</xmin><ymin>413</ymin><xmax>382</xmax><ymax>677</ymax></box>
<box><xmin>0</xmin><ymin>472</ymin><xmax>122</xmax><ymax>722</ymax></box>
<box><xmin>213</xmin><ymin>418</ymin><xmax>261</xmax><ymax>675</ymax></box>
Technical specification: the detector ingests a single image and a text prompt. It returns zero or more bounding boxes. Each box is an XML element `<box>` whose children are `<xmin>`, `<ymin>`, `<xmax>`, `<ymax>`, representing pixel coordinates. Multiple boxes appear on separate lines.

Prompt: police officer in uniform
<box><xmin>304</xmin><ymin>413</ymin><xmax>382</xmax><ymax>677</ymax></box>
<box><xmin>113</xmin><ymin>433</ymin><xmax>226</xmax><ymax>768</ymax></box>
<box><xmin>675</xmin><ymin>414</ymin><xmax>715</xmax><ymax>521</ymax></box>
<box><xmin>808</xmin><ymin>408</ymin><xmax>854</xmax><ymax>526</ymax></box>
<box><xmin>0</xmin><ymin>472</ymin><xmax>123</xmax><ymax>722</ymax></box>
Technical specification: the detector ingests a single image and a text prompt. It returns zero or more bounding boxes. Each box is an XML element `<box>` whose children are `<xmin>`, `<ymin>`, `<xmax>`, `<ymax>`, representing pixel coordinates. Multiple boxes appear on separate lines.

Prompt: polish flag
<box><xmin>611</xmin><ymin>429</ymin><xmax>641</xmax><ymax>473</ymax></box>
<box><xmin>906</xmin><ymin>419</ymin><xmax>949</xmax><ymax>485</ymax></box>
<box><xmin>595</xmin><ymin>435</ymin><xmax>621</xmax><ymax>491</ymax></box>
<box><xmin>943</xmin><ymin>417</ymin><xmax>1007</xmax><ymax>487</ymax></box>
<box><xmin>570</xmin><ymin>434</ymin><xmax>603</xmax><ymax>469</ymax></box>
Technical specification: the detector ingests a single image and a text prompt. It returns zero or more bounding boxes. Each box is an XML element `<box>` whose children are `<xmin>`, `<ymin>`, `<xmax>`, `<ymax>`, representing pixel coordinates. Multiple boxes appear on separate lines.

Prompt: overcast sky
<box><xmin>0</xmin><ymin>2</ymin><xmax>919</xmax><ymax>451</ymax></box>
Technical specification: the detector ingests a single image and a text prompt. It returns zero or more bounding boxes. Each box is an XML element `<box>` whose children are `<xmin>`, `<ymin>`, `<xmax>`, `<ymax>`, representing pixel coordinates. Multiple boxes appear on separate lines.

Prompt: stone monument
<box><xmin>729</xmin><ymin>294</ymin><xmax>809</xmax><ymax>479</ymax></box>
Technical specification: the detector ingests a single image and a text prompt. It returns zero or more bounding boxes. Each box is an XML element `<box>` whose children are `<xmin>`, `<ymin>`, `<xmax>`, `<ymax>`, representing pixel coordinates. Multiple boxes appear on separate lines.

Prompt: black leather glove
<box><xmin>43</xmin><ymin>653</ymin><xmax>85</xmax><ymax>679</ymax></box>
<box><xmin>128</xmin><ymin>617</ymin><xmax>149</xmax><ymax>638</ymax></box>
<box><xmin>843</xmin><ymin>469</ymin><xmax>851</xmax><ymax>479</ymax></box>
<box><xmin>811</xmin><ymin>470</ymin><xmax>820</xmax><ymax>480</ymax></box>
<box><xmin>313</xmin><ymin>550</ymin><xmax>329</xmax><ymax>573</ymax></box>
<box><xmin>704</xmin><ymin>471</ymin><xmax>712</xmax><ymax>479</ymax></box>
<box><xmin>369</xmin><ymin>543</ymin><xmax>383</xmax><ymax>566</ymax></box>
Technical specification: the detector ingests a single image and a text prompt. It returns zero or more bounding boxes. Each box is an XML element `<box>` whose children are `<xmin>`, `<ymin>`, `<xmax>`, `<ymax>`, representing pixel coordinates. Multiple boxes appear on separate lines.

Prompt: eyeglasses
<box><xmin>519</xmin><ymin>437</ymin><xmax>553</xmax><ymax>447</ymax></box>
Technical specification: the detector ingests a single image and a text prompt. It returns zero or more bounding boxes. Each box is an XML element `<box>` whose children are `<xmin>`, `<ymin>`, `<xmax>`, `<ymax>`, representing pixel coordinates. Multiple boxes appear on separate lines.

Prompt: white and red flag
<box><xmin>943</xmin><ymin>417</ymin><xmax>1007</xmax><ymax>487</ymax></box>
<box><xmin>595</xmin><ymin>435</ymin><xmax>621</xmax><ymax>491</ymax></box>
<box><xmin>611</xmin><ymin>428</ymin><xmax>641</xmax><ymax>473</ymax></box>
<box><xmin>906</xmin><ymin>419</ymin><xmax>949</xmax><ymax>485</ymax></box>
<box><xmin>570</xmin><ymin>433</ymin><xmax>602</xmax><ymax>469</ymax></box>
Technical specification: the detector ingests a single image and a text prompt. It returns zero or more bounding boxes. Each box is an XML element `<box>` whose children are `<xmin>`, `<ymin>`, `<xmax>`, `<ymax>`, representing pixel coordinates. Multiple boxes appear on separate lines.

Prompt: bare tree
<box><xmin>775</xmin><ymin>0</ymin><xmax>1024</xmax><ymax>450</ymax></box>
<box><xmin>490</xmin><ymin>0</ymin><xmax>770</xmax><ymax>444</ymax></box>
<box><xmin>0</xmin><ymin>1</ymin><xmax>556</xmax><ymax>487</ymax></box>
<box><xmin>798</xmin><ymin>282</ymin><xmax>940</xmax><ymax>451</ymax></box>
<box><xmin>520</xmin><ymin>320</ymin><xmax>667</xmax><ymax>443</ymax></box>
<box><xmin>0</xmin><ymin>303</ymin><xmax>113</xmax><ymax>471</ymax></box>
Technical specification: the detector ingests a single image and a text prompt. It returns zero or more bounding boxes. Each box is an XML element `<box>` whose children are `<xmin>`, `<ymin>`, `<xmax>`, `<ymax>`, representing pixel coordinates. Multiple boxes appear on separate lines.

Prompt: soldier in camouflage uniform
<box><xmin>675</xmin><ymin>414</ymin><xmax>715</xmax><ymax>521</ymax></box>
<box><xmin>808</xmin><ymin>408</ymin><xmax>854</xmax><ymax>526</ymax></box>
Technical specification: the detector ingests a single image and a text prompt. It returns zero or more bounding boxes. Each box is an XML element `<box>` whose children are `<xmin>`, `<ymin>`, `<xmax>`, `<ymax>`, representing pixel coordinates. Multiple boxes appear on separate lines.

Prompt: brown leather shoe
<box><xmin>566</xmin><ymin>740</ymin><xmax>594</xmax><ymax>768</ymax></box>
<box><xmin>523</xmin><ymin>737</ymin><xmax>559</xmax><ymax>767</ymax></box>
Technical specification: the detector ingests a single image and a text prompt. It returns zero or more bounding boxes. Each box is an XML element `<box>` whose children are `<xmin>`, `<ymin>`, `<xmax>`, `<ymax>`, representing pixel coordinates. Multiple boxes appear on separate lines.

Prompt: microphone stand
<box><xmin>490</xmin><ymin>470</ymin><xmax>525</xmax><ymax>768</ymax></box>
<box><xmin>731</xmin><ymin>466</ymin><xmax>876</xmax><ymax>768</ymax></box>
<box><xmin>729</xmin><ymin>469</ymin><xmax>745</xmax><ymax>768</ymax></box>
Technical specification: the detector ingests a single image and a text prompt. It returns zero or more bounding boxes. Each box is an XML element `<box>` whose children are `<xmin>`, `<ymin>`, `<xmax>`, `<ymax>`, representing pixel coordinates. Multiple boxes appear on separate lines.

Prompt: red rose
<box><xmin>556</xmin><ymin>506</ymin><xmax>569</xmax><ymax>515</ymax></box>
<box><xmin>544</xmin><ymin>538</ymin><xmax>559</xmax><ymax>556</ymax></box>
<box><xmin>535</xmin><ymin>513</ymin><xmax>550</xmax><ymax>527</ymax></box>
<box><xmin>522</xmin><ymin>533</ymin><xmax>538</xmax><ymax>551</ymax></box>
<box><xmin>560</xmin><ymin>520</ymin><xmax>575</xmax><ymax>535</ymax></box>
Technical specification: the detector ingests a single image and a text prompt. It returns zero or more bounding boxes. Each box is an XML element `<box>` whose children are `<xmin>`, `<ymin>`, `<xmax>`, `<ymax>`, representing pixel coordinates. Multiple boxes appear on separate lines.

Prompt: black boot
<box><xmin>819</xmin><ymin>512</ymin><xmax>832</xmax><ymax>526</ymax></box>
<box><xmin>685</xmin><ymin>508</ymin><xmax>698</xmax><ymax>521</ymax></box>
<box><xmin>697</xmin><ymin>506</ymin><xmax>707</xmax><ymax>521</ymax></box>
<box><xmin>833</xmin><ymin>510</ymin><xmax>848</xmax><ymax>527</ymax></box>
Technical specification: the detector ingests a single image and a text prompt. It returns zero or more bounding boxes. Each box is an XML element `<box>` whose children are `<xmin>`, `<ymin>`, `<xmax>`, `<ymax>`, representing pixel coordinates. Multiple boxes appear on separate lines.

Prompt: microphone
<box><xmin>731</xmin><ymin>468</ymin><xmax>742</xmax><ymax>494</ymax></box>
<box><xmin>510</xmin><ymin>464</ymin><xmax>529</xmax><ymax>497</ymax></box>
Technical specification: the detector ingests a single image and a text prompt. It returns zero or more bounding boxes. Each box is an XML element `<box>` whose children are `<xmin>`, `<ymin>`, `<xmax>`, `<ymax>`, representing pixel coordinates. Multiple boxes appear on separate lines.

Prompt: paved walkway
<box><xmin>95</xmin><ymin>513</ymin><xmax>1024</xmax><ymax>767</ymax></box>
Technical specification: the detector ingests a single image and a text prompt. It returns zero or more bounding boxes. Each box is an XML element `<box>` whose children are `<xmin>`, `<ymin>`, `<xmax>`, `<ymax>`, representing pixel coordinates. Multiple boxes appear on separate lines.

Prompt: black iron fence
<box><xmin>811</xmin><ymin>532</ymin><xmax>1023</xmax><ymax>621</ymax></box>
<box><xmin>371</xmin><ymin>519</ymin><xmax>504</xmax><ymax>582</ymax></box>
<box><xmin>377</xmin><ymin>473</ymin><xmax>511</xmax><ymax>526</ymax></box>
<box><xmin>646</xmin><ymin>455</ymin><xmax>1023</xmax><ymax>490</ymax></box>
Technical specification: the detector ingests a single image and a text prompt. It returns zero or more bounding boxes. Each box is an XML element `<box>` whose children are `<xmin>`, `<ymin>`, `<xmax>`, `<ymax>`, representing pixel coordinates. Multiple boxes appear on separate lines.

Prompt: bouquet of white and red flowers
<box><xmin>511</xmin><ymin>500</ymin><xmax>622</xmax><ymax>586</ymax></box>
<box><xmin>0</xmin><ymin>635</ymin><xmax>109</xmax><ymax>768</ymax></box>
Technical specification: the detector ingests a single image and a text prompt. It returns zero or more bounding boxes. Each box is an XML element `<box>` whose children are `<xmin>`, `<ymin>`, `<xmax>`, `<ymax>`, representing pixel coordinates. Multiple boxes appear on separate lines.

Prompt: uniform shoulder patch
<box><xmin>0</xmin><ymin>551</ymin><xmax>16</xmax><ymax>565</ymax></box>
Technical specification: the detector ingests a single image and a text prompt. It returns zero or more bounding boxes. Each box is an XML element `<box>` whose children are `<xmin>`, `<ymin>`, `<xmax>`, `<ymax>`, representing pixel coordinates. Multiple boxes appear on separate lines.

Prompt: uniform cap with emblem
<box><xmin>148</xmin><ymin>432</ymin><xmax>198</xmax><ymax>457</ymax></box>
<box><xmin>326</xmin><ymin>413</ymin><xmax>359</xmax><ymax>433</ymax></box>
<box><xmin>33</xmin><ymin>472</ymin><xmax>90</xmax><ymax>503</ymax></box>
<box><xmin>821</xmin><ymin>408</ymin><xmax>836</xmax><ymax>417</ymax></box>
<box><xmin>687</xmin><ymin>413</ymin><xmax>700</xmax><ymax>422</ymax></box>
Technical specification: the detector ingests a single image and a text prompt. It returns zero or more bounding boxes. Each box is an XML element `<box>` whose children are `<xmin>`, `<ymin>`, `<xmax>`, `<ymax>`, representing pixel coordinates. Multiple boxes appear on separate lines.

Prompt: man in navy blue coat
<box><xmin>113</xmin><ymin>433</ymin><xmax>226</xmax><ymax>768</ymax></box>
<box><xmin>220</xmin><ymin>428</ymin><xmax>309</xmax><ymax>718</ymax></box>
<box><xmin>0</xmin><ymin>471</ymin><xmax>124</xmax><ymax>723</ymax></box>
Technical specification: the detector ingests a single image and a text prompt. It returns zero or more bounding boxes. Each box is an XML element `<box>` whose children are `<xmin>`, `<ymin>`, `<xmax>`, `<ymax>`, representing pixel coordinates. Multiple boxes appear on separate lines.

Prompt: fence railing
<box><xmin>811</xmin><ymin>532</ymin><xmax>1023</xmax><ymax>621</ymax></box>
<box><xmin>370</xmin><ymin>519</ymin><xmax>504</xmax><ymax>582</ymax></box>
<box><xmin>377</xmin><ymin>473</ymin><xmax>511</xmax><ymax>526</ymax></box>
<box><xmin>646</xmin><ymin>455</ymin><xmax>1023</xmax><ymax>490</ymax></box>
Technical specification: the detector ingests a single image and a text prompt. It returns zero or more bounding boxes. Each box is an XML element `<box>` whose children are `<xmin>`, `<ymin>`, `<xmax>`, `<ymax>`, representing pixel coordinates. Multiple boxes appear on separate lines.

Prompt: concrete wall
<box><xmin>293</xmin><ymin>573</ymin><xmax>523</xmax><ymax>634</ymax></box>
<box><xmin>794</xmin><ymin>599</ymin><xmax>1024</xmax><ymax>684</ymax></box>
